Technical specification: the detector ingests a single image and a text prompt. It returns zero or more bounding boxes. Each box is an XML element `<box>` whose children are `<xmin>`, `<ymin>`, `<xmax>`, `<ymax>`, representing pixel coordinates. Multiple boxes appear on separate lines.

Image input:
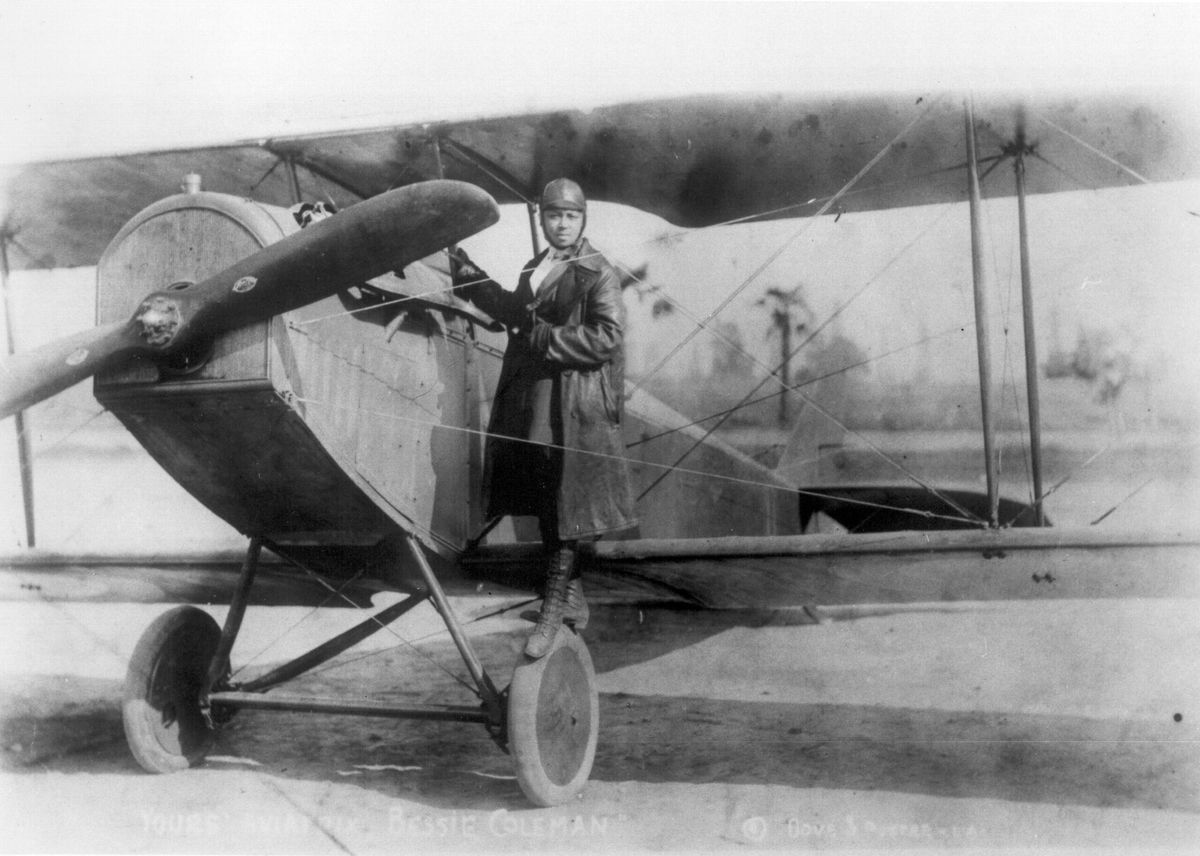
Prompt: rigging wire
<box><xmin>1003</xmin><ymin>441</ymin><xmax>1120</xmax><ymax>527</ymax></box>
<box><xmin>637</xmin><ymin>154</ymin><xmax>1003</xmax><ymax>235</ymax></box>
<box><xmin>227</xmin><ymin>567</ymin><xmax>371</xmax><ymax>680</ymax></box>
<box><xmin>439</xmin><ymin>137</ymin><xmax>537</xmax><ymax>206</ymax></box>
<box><xmin>279</xmin><ymin>551</ymin><xmax>480</xmax><ymax>697</ymax></box>
<box><xmin>21</xmin><ymin>100</ymin><xmax>1188</xmax><ymax>558</ymax></box>
<box><xmin>634</xmin><ymin>329</ymin><xmax>984</xmax><ymax>520</ymax></box>
<box><xmin>1036</xmin><ymin>115</ymin><xmax>1153</xmax><ymax>185</ymax></box>
<box><xmin>983</xmin><ymin>152</ymin><xmax>1039</xmax><ymax>510</ymax></box>
<box><xmin>1004</xmin><ymin>439</ymin><xmax>1200</xmax><ymax>530</ymax></box>
<box><xmin>288</xmin><ymin>103</ymin><xmax>992</xmax><ymax>340</ymax></box>
<box><xmin>1002</xmin><ymin>346</ymin><xmax>1035</xmax><ymax>510</ymax></box>
<box><xmin>981</xmin><ymin>158</ymin><xmax>1020</xmax><ymax>498</ymax></box>
<box><xmin>620</xmin><ymin>194</ymin><xmax>959</xmax><ymax>403</ymax></box>
<box><xmin>11</xmin><ymin>100</ymin><xmax>1197</xmax><ymax>711</ymax></box>
<box><xmin>287</xmin><ymin>199</ymin><xmax>985</xmax><ymax>524</ymax></box>
<box><xmin>968</xmin><ymin>122</ymin><xmax>1197</xmax><ymax>528</ymax></box>
<box><xmin>1090</xmin><ymin>477</ymin><xmax>1156</xmax><ymax>526</ymax></box>
<box><xmin>626</xmin><ymin>326</ymin><xmax>964</xmax><ymax>449</ymax></box>
<box><xmin>622</xmin><ymin>222</ymin><xmax>982</xmax><ymax>518</ymax></box>
<box><xmin>291</xmin><ymin>146</ymin><xmax>1000</xmax><ymax>329</ymax></box>
<box><xmin>301</xmin><ymin>596</ymin><xmax>540</xmax><ymax>683</ymax></box>
<box><xmin>778</xmin><ymin>387</ymin><xmax>983</xmax><ymax>524</ymax></box>
<box><xmin>249</xmin><ymin>157</ymin><xmax>284</xmax><ymax>194</ymax></box>
<box><xmin>629</xmin><ymin>95</ymin><xmax>945</xmax><ymax>397</ymax></box>
<box><xmin>291</xmin><ymin>394</ymin><xmax>984</xmax><ymax>528</ymax></box>
<box><xmin>11</xmin><ymin>404</ymin><xmax>111</xmax><ymax>460</ymax></box>
<box><xmin>619</xmin><ymin>204</ymin><xmax>979</xmax><ymax>509</ymax></box>
<box><xmin>1031</xmin><ymin>152</ymin><xmax>1179</xmax><ymax>276</ymax></box>
<box><xmin>989</xmin><ymin>122</ymin><xmax>1200</xmax><ymax>525</ymax></box>
<box><xmin>284</xmin><ymin>161</ymin><xmax>992</xmax><ymax>522</ymax></box>
<box><xmin>287</xmin><ymin>281</ymin><xmax>984</xmax><ymax>529</ymax></box>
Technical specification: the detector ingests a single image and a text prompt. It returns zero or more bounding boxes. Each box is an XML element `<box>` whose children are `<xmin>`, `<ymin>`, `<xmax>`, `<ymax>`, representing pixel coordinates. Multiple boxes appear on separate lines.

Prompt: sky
<box><xmin>2</xmin><ymin>1</ymin><xmax>1199</xmax><ymax>164</ymax></box>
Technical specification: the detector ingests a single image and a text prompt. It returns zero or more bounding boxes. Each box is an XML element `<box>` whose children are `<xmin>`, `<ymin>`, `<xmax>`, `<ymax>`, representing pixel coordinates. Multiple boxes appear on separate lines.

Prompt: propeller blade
<box><xmin>167</xmin><ymin>180</ymin><xmax>498</xmax><ymax>346</ymax></box>
<box><xmin>0</xmin><ymin>321</ymin><xmax>143</xmax><ymax>418</ymax></box>
<box><xmin>0</xmin><ymin>180</ymin><xmax>498</xmax><ymax>420</ymax></box>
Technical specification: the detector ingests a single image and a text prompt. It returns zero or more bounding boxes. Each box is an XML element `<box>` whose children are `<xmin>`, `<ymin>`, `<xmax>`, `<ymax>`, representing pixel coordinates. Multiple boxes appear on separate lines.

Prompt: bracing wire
<box><xmin>625</xmin><ymin>202</ymin><xmax>968</xmax><ymax>507</ymax></box>
<box><xmin>22</xmin><ymin>97</ymin><xmax>1186</xmax><ymax>571</ymax></box>
<box><xmin>988</xmin><ymin>114</ymin><xmax>1200</xmax><ymax>526</ymax></box>
<box><xmin>12</xmin><ymin>404</ymin><xmax>111</xmax><ymax>460</ymax></box>
<box><xmin>12</xmin><ymin>97</ymin><xmax>1197</xmax><ymax>716</ymax></box>
<box><xmin>291</xmin><ymin>144</ymin><xmax>975</xmax><ymax>333</ymax></box>
<box><xmin>626</xmin><ymin>326</ymin><xmax>964</xmax><ymax>449</ymax></box>
<box><xmin>1090</xmin><ymin>477</ymin><xmax>1156</xmax><ymax>526</ymax></box>
<box><xmin>286</xmin><ymin>291</ymin><xmax>982</xmax><ymax>528</ymax></box>
<box><xmin>292</xmin><ymin>394</ymin><xmax>984</xmax><ymax>528</ymax></box>
<box><xmin>635</xmin><ymin>325</ymin><xmax>983</xmax><ymax>522</ymax></box>
<box><xmin>279</xmin><ymin>119</ymin><xmax>1007</xmax><ymax>526</ymax></box>
<box><xmin>276</xmin><ymin>127</ymin><xmax>996</xmax><ymax>522</ymax></box>
<box><xmin>277</xmin><ymin>550</ymin><xmax>480</xmax><ymax>697</ymax></box>
<box><xmin>1036</xmin><ymin>115</ymin><xmax>1152</xmax><ymax>185</ymax></box>
<box><xmin>629</xmin><ymin>95</ymin><xmax>946</xmax><ymax>397</ymax></box>
<box><xmin>984</xmin><ymin>156</ymin><xmax>1038</xmax><ymax>511</ymax></box>
<box><xmin>980</xmin><ymin>157</ymin><xmax>1020</xmax><ymax>495</ymax></box>
<box><xmin>634</xmin><ymin>154</ymin><xmax>1000</xmax><ymax>236</ymax></box>
<box><xmin>228</xmin><ymin>567</ymin><xmax>371</xmax><ymax>680</ymax></box>
<box><xmin>301</xmin><ymin>596</ymin><xmax>540</xmax><ymax>683</ymax></box>
<box><xmin>1033</xmin><ymin>148</ymin><xmax>1193</xmax><ymax>275</ymax></box>
<box><xmin>53</xmin><ymin>413</ymin><xmax>142</xmax><ymax>548</ymax></box>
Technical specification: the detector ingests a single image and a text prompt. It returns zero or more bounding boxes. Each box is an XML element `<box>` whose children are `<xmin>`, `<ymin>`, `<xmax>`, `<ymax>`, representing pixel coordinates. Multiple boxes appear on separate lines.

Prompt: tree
<box><xmin>755</xmin><ymin>284</ymin><xmax>811</xmax><ymax>427</ymax></box>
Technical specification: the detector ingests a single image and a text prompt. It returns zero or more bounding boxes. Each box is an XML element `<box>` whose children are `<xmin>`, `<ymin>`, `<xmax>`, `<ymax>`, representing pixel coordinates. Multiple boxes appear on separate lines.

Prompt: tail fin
<box><xmin>772</xmin><ymin>379</ymin><xmax>848</xmax><ymax>486</ymax></box>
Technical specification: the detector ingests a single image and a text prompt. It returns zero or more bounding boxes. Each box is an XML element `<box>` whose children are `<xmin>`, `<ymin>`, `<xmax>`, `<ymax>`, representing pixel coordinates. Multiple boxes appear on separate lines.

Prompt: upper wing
<box><xmin>5</xmin><ymin>91</ymin><xmax>1197</xmax><ymax>271</ymax></box>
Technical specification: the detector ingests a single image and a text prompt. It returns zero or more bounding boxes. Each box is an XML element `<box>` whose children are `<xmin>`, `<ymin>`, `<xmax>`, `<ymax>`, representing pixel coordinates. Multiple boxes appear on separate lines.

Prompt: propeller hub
<box><xmin>135</xmin><ymin>294</ymin><xmax>183</xmax><ymax>349</ymax></box>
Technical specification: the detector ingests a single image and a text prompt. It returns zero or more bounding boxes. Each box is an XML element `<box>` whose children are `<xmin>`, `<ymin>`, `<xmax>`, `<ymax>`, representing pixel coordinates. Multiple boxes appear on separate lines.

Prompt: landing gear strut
<box><xmin>120</xmin><ymin>535</ymin><xmax>599</xmax><ymax>805</ymax></box>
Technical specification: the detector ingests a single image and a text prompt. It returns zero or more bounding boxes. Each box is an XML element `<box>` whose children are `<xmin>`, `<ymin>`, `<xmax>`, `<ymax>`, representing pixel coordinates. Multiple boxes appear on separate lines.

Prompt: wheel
<box><xmin>123</xmin><ymin>605</ymin><xmax>222</xmax><ymax>773</ymax></box>
<box><xmin>507</xmin><ymin>628</ymin><xmax>599</xmax><ymax>806</ymax></box>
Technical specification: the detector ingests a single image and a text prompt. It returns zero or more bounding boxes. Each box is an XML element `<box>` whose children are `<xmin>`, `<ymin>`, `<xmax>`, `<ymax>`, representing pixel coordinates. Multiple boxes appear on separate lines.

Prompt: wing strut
<box><xmin>284</xmin><ymin>157</ymin><xmax>304</xmax><ymax>204</ymax></box>
<box><xmin>1012</xmin><ymin>116</ymin><xmax>1047</xmax><ymax>526</ymax></box>
<box><xmin>439</xmin><ymin>135</ymin><xmax>542</xmax><ymax>256</ymax></box>
<box><xmin>0</xmin><ymin>234</ymin><xmax>35</xmax><ymax>545</ymax></box>
<box><xmin>965</xmin><ymin>98</ymin><xmax>1001</xmax><ymax>528</ymax></box>
<box><xmin>261</xmin><ymin>141</ymin><xmax>372</xmax><ymax>201</ymax></box>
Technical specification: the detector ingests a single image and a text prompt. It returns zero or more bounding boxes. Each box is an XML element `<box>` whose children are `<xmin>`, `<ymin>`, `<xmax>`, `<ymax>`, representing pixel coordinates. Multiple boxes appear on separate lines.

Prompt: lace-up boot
<box><xmin>563</xmin><ymin>576</ymin><xmax>589</xmax><ymax>630</ymax></box>
<box><xmin>522</xmin><ymin>574</ymin><xmax>588</xmax><ymax>629</ymax></box>
<box><xmin>524</xmin><ymin>547</ymin><xmax>577</xmax><ymax>659</ymax></box>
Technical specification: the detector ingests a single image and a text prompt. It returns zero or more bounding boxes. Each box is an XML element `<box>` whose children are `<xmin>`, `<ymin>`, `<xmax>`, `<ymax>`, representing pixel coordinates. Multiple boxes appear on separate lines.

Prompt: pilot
<box><xmin>451</xmin><ymin>178</ymin><xmax>637</xmax><ymax>658</ymax></box>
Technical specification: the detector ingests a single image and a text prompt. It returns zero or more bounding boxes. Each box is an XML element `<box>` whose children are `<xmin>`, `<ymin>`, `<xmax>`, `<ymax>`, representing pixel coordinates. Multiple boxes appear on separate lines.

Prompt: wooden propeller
<box><xmin>0</xmin><ymin>180</ymin><xmax>498</xmax><ymax>420</ymax></box>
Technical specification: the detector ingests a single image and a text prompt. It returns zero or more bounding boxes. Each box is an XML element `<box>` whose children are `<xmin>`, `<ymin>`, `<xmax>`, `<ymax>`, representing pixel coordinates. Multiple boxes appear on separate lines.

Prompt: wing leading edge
<box><xmin>464</xmin><ymin>529</ymin><xmax>1200</xmax><ymax>608</ymax></box>
<box><xmin>4</xmin><ymin>91</ymin><xmax>1197</xmax><ymax>271</ymax></box>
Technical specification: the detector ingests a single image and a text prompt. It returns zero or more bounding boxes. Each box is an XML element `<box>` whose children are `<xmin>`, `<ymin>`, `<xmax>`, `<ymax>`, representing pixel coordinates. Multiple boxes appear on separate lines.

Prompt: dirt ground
<box><xmin>1</xmin><ymin>595</ymin><xmax>1198</xmax><ymax>854</ymax></box>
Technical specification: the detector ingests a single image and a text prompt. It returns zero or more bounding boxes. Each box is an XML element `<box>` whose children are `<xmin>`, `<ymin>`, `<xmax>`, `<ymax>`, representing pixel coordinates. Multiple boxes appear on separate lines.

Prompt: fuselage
<box><xmin>94</xmin><ymin>191</ymin><xmax>797</xmax><ymax>590</ymax></box>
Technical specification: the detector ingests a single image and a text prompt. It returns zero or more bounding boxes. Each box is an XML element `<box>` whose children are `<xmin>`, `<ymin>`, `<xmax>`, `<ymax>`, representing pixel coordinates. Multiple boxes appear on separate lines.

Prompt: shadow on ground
<box><xmin>2</xmin><ymin>604</ymin><xmax>1196</xmax><ymax>816</ymax></box>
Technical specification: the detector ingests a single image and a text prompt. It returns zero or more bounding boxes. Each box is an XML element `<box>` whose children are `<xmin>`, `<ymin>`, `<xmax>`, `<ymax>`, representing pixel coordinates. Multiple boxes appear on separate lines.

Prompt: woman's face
<box><xmin>541</xmin><ymin>207</ymin><xmax>584</xmax><ymax>250</ymax></box>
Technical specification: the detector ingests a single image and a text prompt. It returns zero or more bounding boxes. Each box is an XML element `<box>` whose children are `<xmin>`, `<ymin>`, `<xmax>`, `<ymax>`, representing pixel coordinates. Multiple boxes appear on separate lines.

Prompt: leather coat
<box><xmin>457</xmin><ymin>239</ymin><xmax>638</xmax><ymax>539</ymax></box>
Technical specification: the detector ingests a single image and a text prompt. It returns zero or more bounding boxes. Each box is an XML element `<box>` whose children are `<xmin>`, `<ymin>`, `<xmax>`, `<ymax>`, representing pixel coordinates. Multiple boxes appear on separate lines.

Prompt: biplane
<box><xmin>1</xmin><ymin>91</ymin><xmax>1198</xmax><ymax>805</ymax></box>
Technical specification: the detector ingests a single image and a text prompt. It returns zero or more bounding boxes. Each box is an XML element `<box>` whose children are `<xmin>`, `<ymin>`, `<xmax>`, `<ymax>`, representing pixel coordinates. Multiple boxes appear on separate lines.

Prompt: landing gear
<box><xmin>508</xmin><ymin>628</ymin><xmax>599</xmax><ymax>806</ymax></box>
<box><xmin>122</xmin><ymin>605</ymin><xmax>221</xmax><ymax>773</ymax></box>
<box><xmin>118</xmin><ymin>535</ymin><xmax>601</xmax><ymax>805</ymax></box>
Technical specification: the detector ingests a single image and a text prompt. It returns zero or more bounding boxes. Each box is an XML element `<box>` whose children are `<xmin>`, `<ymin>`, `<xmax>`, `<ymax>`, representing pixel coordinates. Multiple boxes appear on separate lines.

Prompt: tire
<box><xmin>507</xmin><ymin>628</ymin><xmax>599</xmax><ymax>806</ymax></box>
<box><xmin>123</xmin><ymin>605</ymin><xmax>221</xmax><ymax>773</ymax></box>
